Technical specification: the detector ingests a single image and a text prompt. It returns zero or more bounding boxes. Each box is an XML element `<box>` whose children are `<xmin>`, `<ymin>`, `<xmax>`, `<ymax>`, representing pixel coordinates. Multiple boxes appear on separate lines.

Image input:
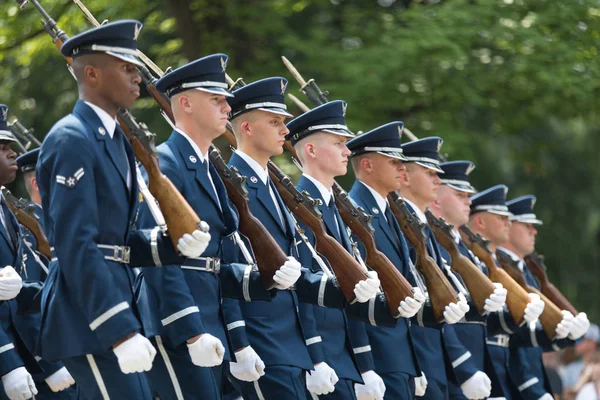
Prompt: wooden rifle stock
<box><xmin>2</xmin><ymin>188</ymin><xmax>51</xmax><ymax>259</ymax></box>
<box><xmin>459</xmin><ymin>225</ymin><xmax>529</xmax><ymax>325</ymax></box>
<box><xmin>267</xmin><ymin>161</ymin><xmax>367</xmax><ymax>303</ymax></box>
<box><xmin>496</xmin><ymin>249</ymin><xmax>563</xmax><ymax>340</ymax></box>
<box><xmin>24</xmin><ymin>1</ymin><xmax>207</xmax><ymax>249</ymax></box>
<box><xmin>333</xmin><ymin>186</ymin><xmax>414</xmax><ymax>317</ymax></box>
<box><xmin>209</xmin><ymin>146</ymin><xmax>285</xmax><ymax>289</ymax></box>
<box><xmin>524</xmin><ymin>252</ymin><xmax>578</xmax><ymax>315</ymax></box>
<box><xmin>387</xmin><ymin>192</ymin><xmax>458</xmax><ymax>322</ymax></box>
<box><xmin>425</xmin><ymin>210</ymin><xmax>495</xmax><ymax>315</ymax></box>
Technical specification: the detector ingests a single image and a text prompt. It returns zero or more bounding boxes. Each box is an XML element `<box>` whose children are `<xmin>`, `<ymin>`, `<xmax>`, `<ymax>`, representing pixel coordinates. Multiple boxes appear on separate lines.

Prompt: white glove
<box><xmin>187</xmin><ymin>333</ymin><xmax>225</xmax><ymax>367</ymax></box>
<box><xmin>415</xmin><ymin>373</ymin><xmax>428</xmax><ymax>397</ymax></box>
<box><xmin>484</xmin><ymin>283</ymin><xmax>507</xmax><ymax>313</ymax></box>
<box><xmin>537</xmin><ymin>394</ymin><xmax>554</xmax><ymax>400</ymax></box>
<box><xmin>524</xmin><ymin>293</ymin><xmax>545</xmax><ymax>323</ymax></box>
<box><xmin>229</xmin><ymin>346</ymin><xmax>265</xmax><ymax>382</ymax></box>
<box><xmin>273</xmin><ymin>256</ymin><xmax>301</xmax><ymax>290</ymax></box>
<box><xmin>44</xmin><ymin>367</ymin><xmax>75</xmax><ymax>392</ymax></box>
<box><xmin>569</xmin><ymin>312</ymin><xmax>590</xmax><ymax>340</ymax></box>
<box><xmin>554</xmin><ymin>310</ymin><xmax>574</xmax><ymax>339</ymax></box>
<box><xmin>354</xmin><ymin>271</ymin><xmax>380</xmax><ymax>303</ymax></box>
<box><xmin>307</xmin><ymin>362</ymin><xmax>339</xmax><ymax>395</ymax></box>
<box><xmin>460</xmin><ymin>371</ymin><xmax>492</xmax><ymax>399</ymax></box>
<box><xmin>0</xmin><ymin>266</ymin><xmax>23</xmax><ymax>301</ymax></box>
<box><xmin>397</xmin><ymin>287</ymin><xmax>426</xmax><ymax>318</ymax></box>
<box><xmin>444</xmin><ymin>294</ymin><xmax>470</xmax><ymax>324</ymax></box>
<box><xmin>2</xmin><ymin>367</ymin><xmax>37</xmax><ymax>400</ymax></box>
<box><xmin>177</xmin><ymin>229</ymin><xmax>211</xmax><ymax>258</ymax></box>
<box><xmin>354</xmin><ymin>370</ymin><xmax>386</xmax><ymax>400</ymax></box>
<box><xmin>113</xmin><ymin>333</ymin><xmax>157</xmax><ymax>373</ymax></box>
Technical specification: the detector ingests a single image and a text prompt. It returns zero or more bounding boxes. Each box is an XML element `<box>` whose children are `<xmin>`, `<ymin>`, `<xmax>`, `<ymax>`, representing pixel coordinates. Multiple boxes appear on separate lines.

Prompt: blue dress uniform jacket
<box><xmin>439</xmin><ymin>241</ymin><xmax>505</xmax><ymax>398</ymax></box>
<box><xmin>221</xmin><ymin>152</ymin><xmax>314</xmax><ymax>371</ymax></box>
<box><xmin>347</xmin><ymin>181</ymin><xmax>420</xmax><ymax>378</ymax></box>
<box><xmin>135</xmin><ymin>130</ymin><xmax>273</xmax><ymax>357</ymax></box>
<box><xmin>36</xmin><ymin>101</ymin><xmax>182</xmax><ymax>362</ymax></box>
<box><xmin>295</xmin><ymin>176</ymin><xmax>364</xmax><ymax>383</ymax></box>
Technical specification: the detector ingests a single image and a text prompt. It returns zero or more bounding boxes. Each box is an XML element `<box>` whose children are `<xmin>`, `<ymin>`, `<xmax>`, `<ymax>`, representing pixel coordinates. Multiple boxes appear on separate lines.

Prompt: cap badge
<box><xmin>397</xmin><ymin>125</ymin><xmax>403</xmax><ymax>138</ymax></box>
<box><xmin>281</xmin><ymin>80</ymin><xmax>287</xmax><ymax>95</ymax></box>
<box><xmin>1</xmin><ymin>108</ymin><xmax>7</xmax><ymax>121</ymax></box>
<box><xmin>341</xmin><ymin>102</ymin><xmax>347</xmax><ymax>117</ymax></box>
<box><xmin>466</xmin><ymin>163</ymin><xmax>475</xmax><ymax>175</ymax></box>
<box><xmin>189</xmin><ymin>155</ymin><xmax>197</xmax><ymax>163</ymax></box>
<box><xmin>437</xmin><ymin>140</ymin><xmax>442</xmax><ymax>152</ymax></box>
<box><xmin>133</xmin><ymin>23</ymin><xmax>142</xmax><ymax>41</ymax></box>
<box><xmin>220</xmin><ymin>57</ymin><xmax>227</xmax><ymax>72</ymax></box>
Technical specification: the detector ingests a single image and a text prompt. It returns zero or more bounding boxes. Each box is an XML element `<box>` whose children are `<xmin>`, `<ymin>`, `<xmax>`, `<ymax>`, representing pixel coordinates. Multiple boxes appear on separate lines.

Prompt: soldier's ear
<box><xmin>83</xmin><ymin>65</ymin><xmax>99</xmax><ymax>86</ymax></box>
<box><xmin>361</xmin><ymin>157</ymin><xmax>372</xmax><ymax>173</ymax></box>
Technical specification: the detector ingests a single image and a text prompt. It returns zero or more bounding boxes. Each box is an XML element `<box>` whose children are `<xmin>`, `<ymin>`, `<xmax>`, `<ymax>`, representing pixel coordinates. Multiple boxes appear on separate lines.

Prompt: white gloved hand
<box><xmin>524</xmin><ymin>293</ymin><xmax>545</xmax><ymax>323</ymax></box>
<box><xmin>354</xmin><ymin>370</ymin><xmax>386</xmax><ymax>400</ymax></box>
<box><xmin>415</xmin><ymin>373</ymin><xmax>428</xmax><ymax>397</ymax></box>
<box><xmin>0</xmin><ymin>266</ymin><xmax>23</xmax><ymax>301</ymax></box>
<box><xmin>537</xmin><ymin>394</ymin><xmax>554</xmax><ymax>400</ymax></box>
<box><xmin>484</xmin><ymin>283</ymin><xmax>507</xmax><ymax>313</ymax></box>
<box><xmin>354</xmin><ymin>271</ymin><xmax>380</xmax><ymax>303</ymax></box>
<box><xmin>273</xmin><ymin>256</ymin><xmax>302</xmax><ymax>290</ymax></box>
<box><xmin>177</xmin><ymin>229</ymin><xmax>211</xmax><ymax>258</ymax></box>
<box><xmin>44</xmin><ymin>367</ymin><xmax>75</xmax><ymax>392</ymax></box>
<box><xmin>554</xmin><ymin>310</ymin><xmax>574</xmax><ymax>339</ymax></box>
<box><xmin>569</xmin><ymin>312</ymin><xmax>590</xmax><ymax>340</ymax></box>
<box><xmin>113</xmin><ymin>333</ymin><xmax>157</xmax><ymax>373</ymax></box>
<box><xmin>187</xmin><ymin>333</ymin><xmax>225</xmax><ymax>367</ymax></box>
<box><xmin>460</xmin><ymin>371</ymin><xmax>492</xmax><ymax>399</ymax></box>
<box><xmin>307</xmin><ymin>362</ymin><xmax>339</xmax><ymax>395</ymax></box>
<box><xmin>444</xmin><ymin>294</ymin><xmax>470</xmax><ymax>324</ymax></box>
<box><xmin>2</xmin><ymin>367</ymin><xmax>38</xmax><ymax>400</ymax></box>
<box><xmin>397</xmin><ymin>287</ymin><xmax>426</xmax><ymax>318</ymax></box>
<box><xmin>229</xmin><ymin>346</ymin><xmax>265</xmax><ymax>382</ymax></box>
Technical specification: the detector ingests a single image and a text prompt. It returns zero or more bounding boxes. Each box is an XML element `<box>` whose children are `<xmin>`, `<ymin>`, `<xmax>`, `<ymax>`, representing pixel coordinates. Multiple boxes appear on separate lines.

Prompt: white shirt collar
<box><xmin>84</xmin><ymin>101</ymin><xmax>117</xmax><ymax>139</ymax></box>
<box><xmin>302</xmin><ymin>174</ymin><xmax>333</xmax><ymax>205</ymax></box>
<box><xmin>359</xmin><ymin>180</ymin><xmax>388</xmax><ymax>216</ymax></box>
<box><xmin>451</xmin><ymin>229</ymin><xmax>461</xmax><ymax>244</ymax></box>
<box><xmin>403</xmin><ymin>197</ymin><xmax>428</xmax><ymax>224</ymax></box>
<box><xmin>234</xmin><ymin>150</ymin><xmax>268</xmax><ymax>184</ymax></box>
<box><xmin>174</xmin><ymin>128</ymin><xmax>209</xmax><ymax>163</ymax></box>
<box><xmin>497</xmin><ymin>246</ymin><xmax>525</xmax><ymax>271</ymax></box>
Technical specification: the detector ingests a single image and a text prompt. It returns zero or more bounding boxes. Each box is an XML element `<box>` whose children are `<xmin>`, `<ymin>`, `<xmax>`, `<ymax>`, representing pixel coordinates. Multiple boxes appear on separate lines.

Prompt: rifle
<box><xmin>2</xmin><ymin>188</ymin><xmax>51</xmax><ymax>259</ymax></box>
<box><xmin>277</xmin><ymin>64</ymin><xmax>417</xmax><ymax>316</ymax></box>
<box><xmin>524</xmin><ymin>252</ymin><xmax>578</xmax><ymax>315</ymax></box>
<box><xmin>387</xmin><ymin>192</ymin><xmax>459</xmax><ymax>322</ymax></box>
<box><xmin>425</xmin><ymin>210</ymin><xmax>495</xmax><ymax>315</ymax></box>
<box><xmin>8</xmin><ymin>117</ymin><xmax>41</xmax><ymax>150</ymax></box>
<box><xmin>459</xmin><ymin>225</ymin><xmax>530</xmax><ymax>325</ymax></box>
<box><xmin>496</xmin><ymin>249</ymin><xmax>563</xmax><ymax>340</ymax></box>
<box><xmin>18</xmin><ymin>0</ymin><xmax>207</xmax><ymax>248</ymax></box>
<box><xmin>209</xmin><ymin>146</ymin><xmax>284</xmax><ymax>289</ymax></box>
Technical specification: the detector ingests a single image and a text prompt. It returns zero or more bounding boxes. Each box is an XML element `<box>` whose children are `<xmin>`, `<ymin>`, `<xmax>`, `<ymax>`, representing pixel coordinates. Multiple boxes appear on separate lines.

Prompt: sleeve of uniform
<box><xmin>510</xmin><ymin>346</ymin><xmax>548</xmax><ymax>399</ymax></box>
<box><xmin>0</xmin><ymin>320</ymin><xmax>24</xmax><ymax>377</ymax></box>
<box><xmin>346</xmin><ymin>294</ymin><xmax>396</xmax><ymax>328</ymax></box>
<box><xmin>135</xmin><ymin>158</ymin><xmax>206</xmax><ymax>347</ymax></box>
<box><xmin>221</xmin><ymin>298</ymin><xmax>250</xmax><ymax>353</ymax></box>
<box><xmin>294</xmin><ymin>228</ymin><xmax>345</xmax><ymax>308</ymax></box>
<box><xmin>487</xmin><ymin>306</ymin><xmax>522</xmax><ymax>336</ymax></box>
<box><xmin>443</xmin><ymin>324</ymin><xmax>479</xmax><ymax>385</ymax></box>
<box><xmin>40</xmin><ymin>130</ymin><xmax>141</xmax><ymax>350</ymax></box>
<box><xmin>347</xmin><ymin>318</ymin><xmax>376</xmax><ymax>372</ymax></box>
<box><xmin>298</xmin><ymin>302</ymin><xmax>325</xmax><ymax>364</ymax></box>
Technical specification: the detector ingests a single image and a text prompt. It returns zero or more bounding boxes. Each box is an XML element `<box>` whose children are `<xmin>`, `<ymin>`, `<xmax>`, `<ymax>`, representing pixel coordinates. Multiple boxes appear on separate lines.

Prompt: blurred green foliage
<box><xmin>1</xmin><ymin>0</ymin><xmax>599</xmax><ymax>319</ymax></box>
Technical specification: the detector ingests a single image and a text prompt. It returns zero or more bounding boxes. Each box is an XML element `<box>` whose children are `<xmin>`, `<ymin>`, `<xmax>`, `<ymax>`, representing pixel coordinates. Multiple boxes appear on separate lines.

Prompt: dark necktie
<box><xmin>113</xmin><ymin>127</ymin><xmax>131</xmax><ymax>189</ymax></box>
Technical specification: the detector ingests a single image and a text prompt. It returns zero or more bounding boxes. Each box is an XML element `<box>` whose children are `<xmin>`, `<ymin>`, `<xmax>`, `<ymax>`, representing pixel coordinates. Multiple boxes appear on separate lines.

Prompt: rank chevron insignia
<box><xmin>56</xmin><ymin>168</ymin><xmax>85</xmax><ymax>188</ymax></box>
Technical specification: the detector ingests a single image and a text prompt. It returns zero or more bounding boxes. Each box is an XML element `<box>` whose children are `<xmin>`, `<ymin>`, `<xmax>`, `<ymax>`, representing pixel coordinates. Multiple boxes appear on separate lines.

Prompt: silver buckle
<box><xmin>113</xmin><ymin>246</ymin><xmax>131</xmax><ymax>264</ymax></box>
<box><xmin>209</xmin><ymin>258</ymin><xmax>221</xmax><ymax>273</ymax></box>
<box><xmin>499</xmin><ymin>335</ymin><xmax>509</xmax><ymax>347</ymax></box>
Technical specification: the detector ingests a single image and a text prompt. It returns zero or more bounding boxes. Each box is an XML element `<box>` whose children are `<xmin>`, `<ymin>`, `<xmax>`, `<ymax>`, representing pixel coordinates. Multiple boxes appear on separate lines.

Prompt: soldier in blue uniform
<box><xmin>428</xmin><ymin>160</ymin><xmax>510</xmax><ymax>400</ymax></box>
<box><xmin>286</xmin><ymin>102</ymin><xmax>400</xmax><ymax>400</ymax></box>
<box><xmin>136</xmin><ymin>59</ymin><xmax>298</xmax><ymax>400</ymax></box>
<box><xmin>223</xmin><ymin>78</ymin><xmax>380</xmax><ymax>399</ymax></box>
<box><xmin>467</xmin><ymin>185</ymin><xmax>569</xmax><ymax>400</ymax></box>
<box><xmin>36</xmin><ymin>21</ymin><xmax>212</xmax><ymax>400</ymax></box>
<box><xmin>345</xmin><ymin>122</ymin><xmax>436</xmax><ymax>399</ymax></box>
<box><xmin>16</xmin><ymin>148</ymin><xmax>80</xmax><ymax>399</ymax></box>
<box><xmin>498</xmin><ymin>195</ymin><xmax>587</xmax><ymax>400</ymax></box>
<box><xmin>397</xmin><ymin>136</ymin><xmax>471</xmax><ymax>399</ymax></box>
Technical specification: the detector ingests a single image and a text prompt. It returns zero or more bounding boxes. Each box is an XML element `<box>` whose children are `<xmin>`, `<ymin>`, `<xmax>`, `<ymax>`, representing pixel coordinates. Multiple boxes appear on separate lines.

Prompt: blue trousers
<box><xmin>146</xmin><ymin>336</ymin><xmax>221</xmax><ymax>400</ymax></box>
<box><xmin>488</xmin><ymin>345</ymin><xmax>513</xmax><ymax>400</ymax></box>
<box><xmin>379</xmin><ymin>371</ymin><xmax>415</xmax><ymax>399</ymax></box>
<box><xmin>308</xmin><ymin>378</ymin><xmax>357</xmax><ymax>400</ymax></box>
<box><xmin>62</xmin><ymin>352</ymin><xmax>152</xmax><ymax>400</ymax></box>
<box><xmin>230</xmin><ymin>365</ymin><xmax>306</xmax><ymax>400</ymax></box>
<box><xmin>421</xmin><ymin>378</ymin><xmax>448</xmax><ymax>400</ymax></box>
